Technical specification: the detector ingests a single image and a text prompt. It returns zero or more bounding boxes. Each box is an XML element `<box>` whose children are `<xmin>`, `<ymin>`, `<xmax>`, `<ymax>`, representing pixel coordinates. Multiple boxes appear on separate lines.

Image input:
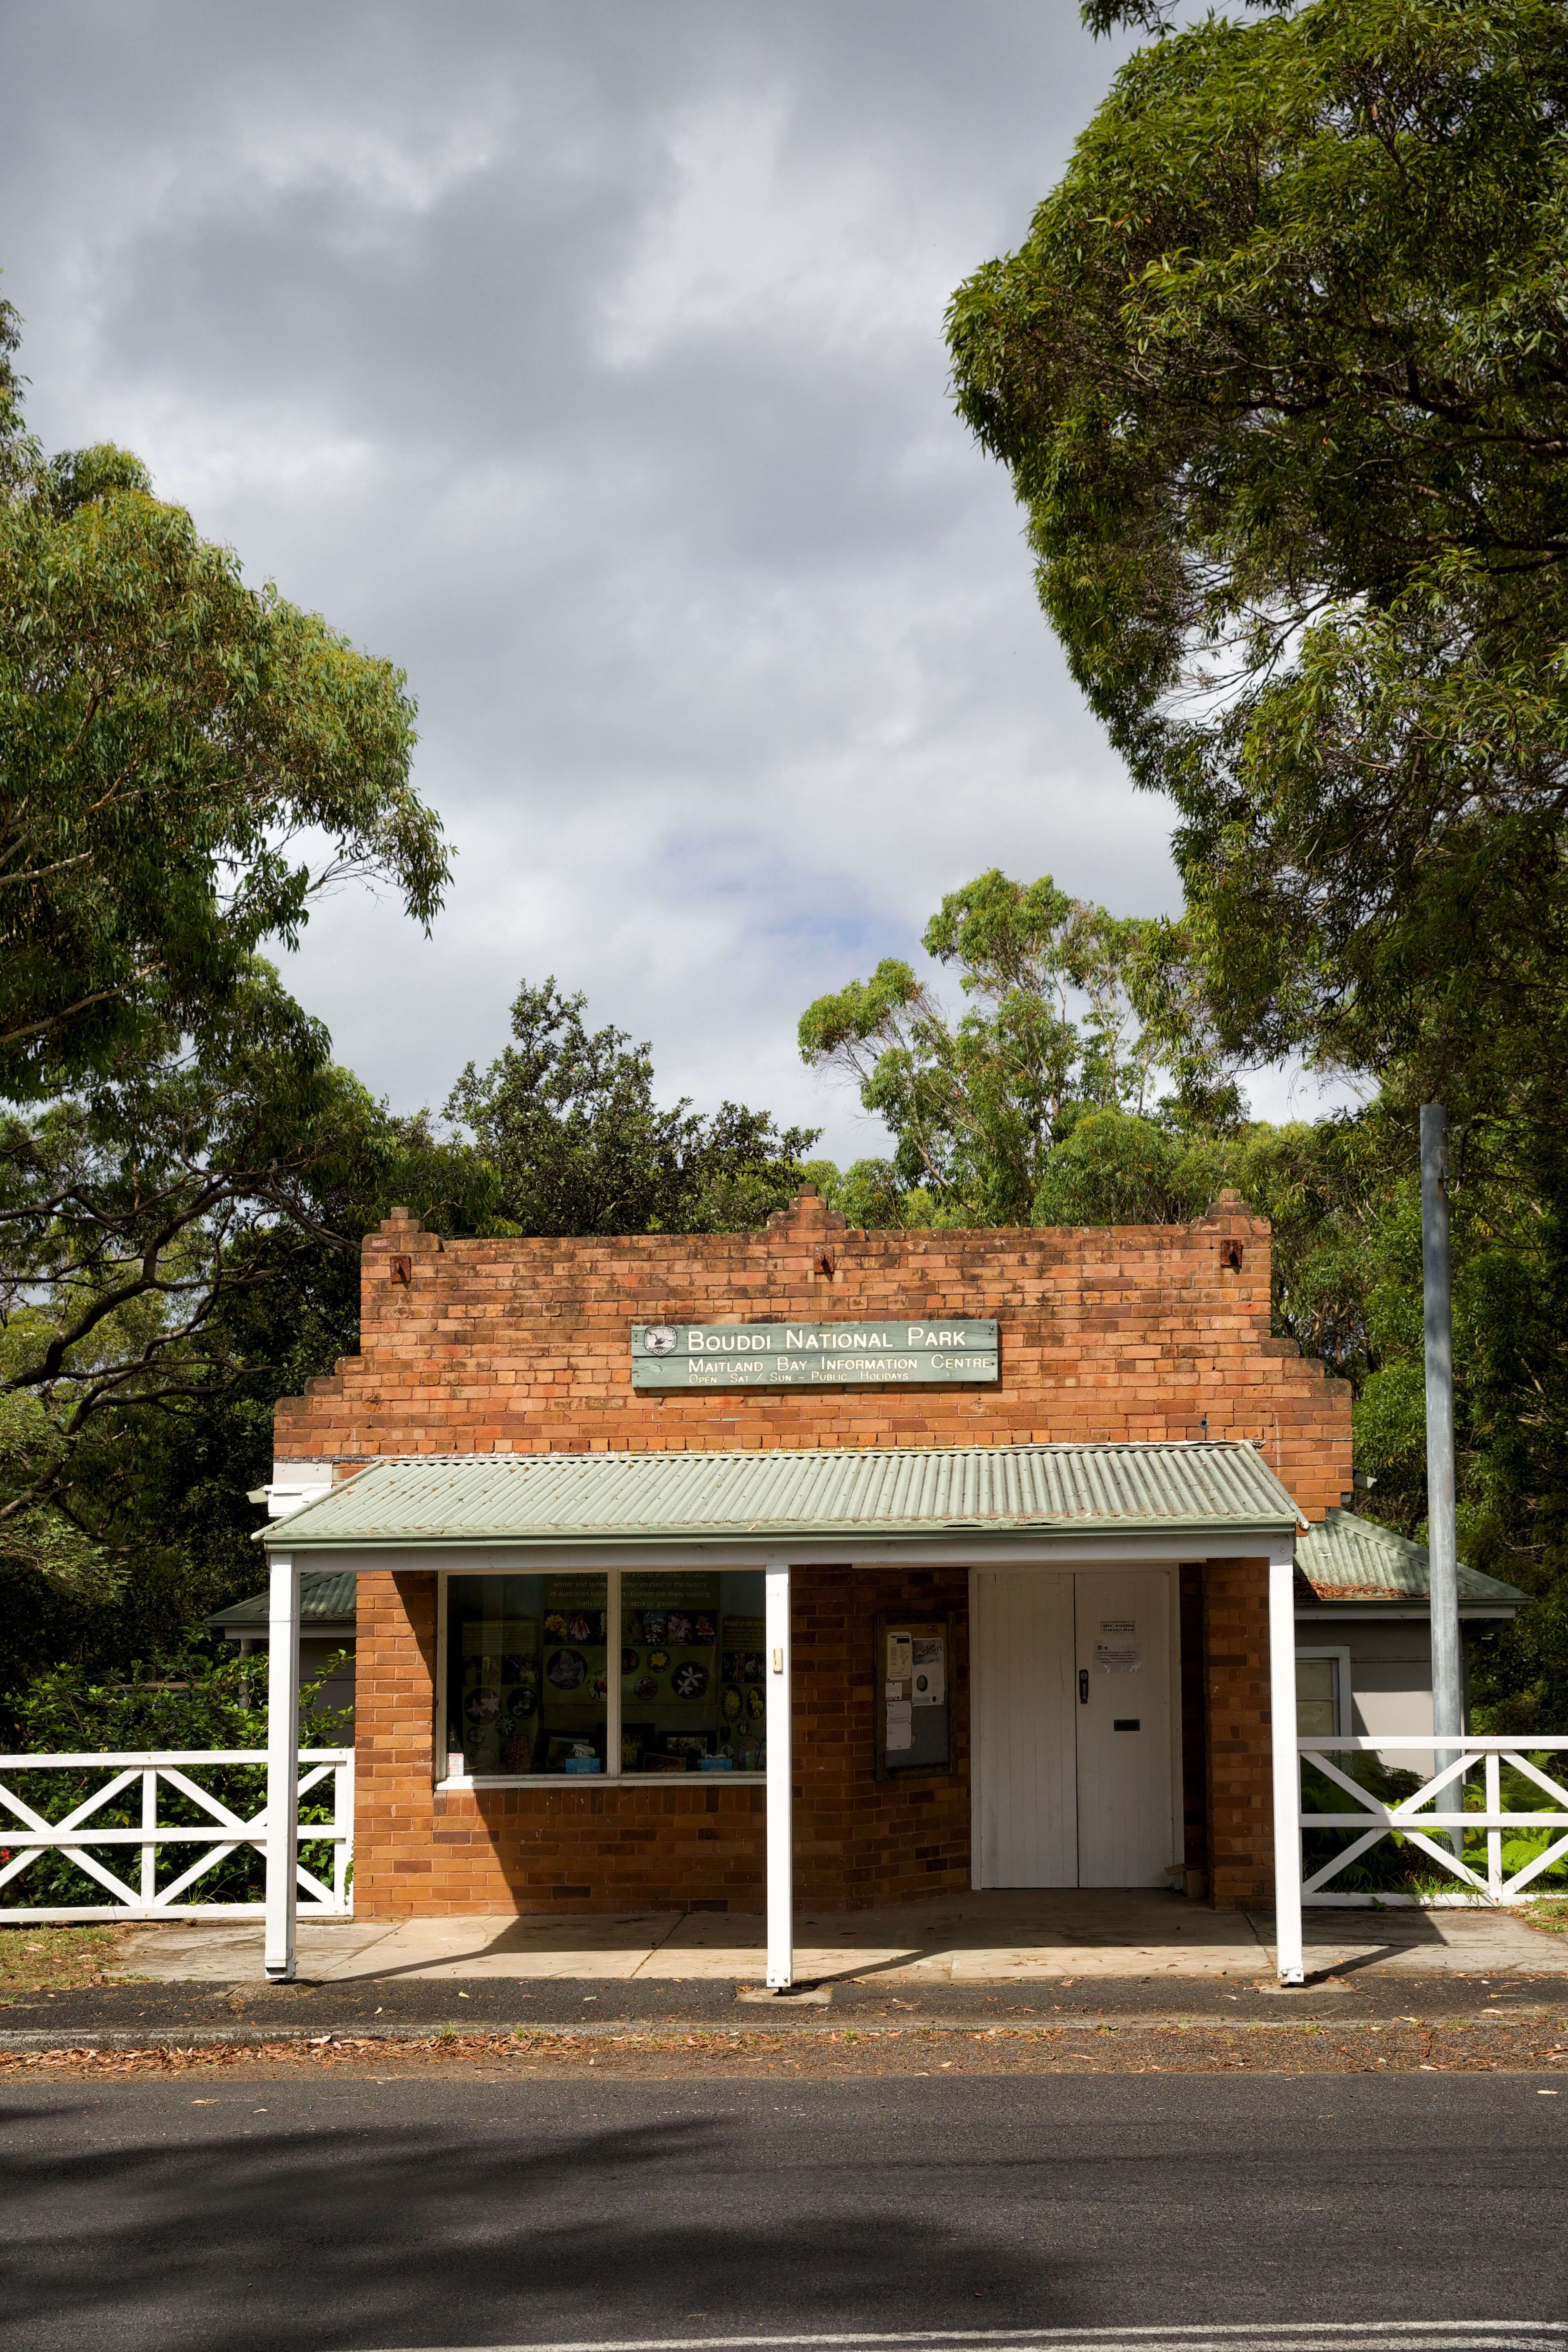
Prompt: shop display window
<box><xmin>445</xmin><ymin>1573</ymin><xmax>608</xmax><ymax>1778</ymax></box>
<box><xmin>621</xmin><ymin>1570</ymin><xmax>766</xmax><ymax>1775</ymax></box>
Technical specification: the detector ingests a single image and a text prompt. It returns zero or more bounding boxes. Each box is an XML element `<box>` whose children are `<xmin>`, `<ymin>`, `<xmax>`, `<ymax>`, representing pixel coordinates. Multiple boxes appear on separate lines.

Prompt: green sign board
<box><xmin>630</xmin><ymin>1320</ymin><xmax>998</xmax><ymax>1390</ymax></box>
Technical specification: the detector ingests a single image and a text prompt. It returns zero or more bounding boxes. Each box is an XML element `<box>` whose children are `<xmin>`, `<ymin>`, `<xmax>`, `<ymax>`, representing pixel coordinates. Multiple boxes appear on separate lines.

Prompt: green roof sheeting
<box><xmin>208</xmin><ymin>1568</ymin><xmax>358</xmax><ymax>1629</ymax></box>
<box><xmin>258</xmin><ymin>1440</ymin><xmax>1303</xmax><ymax>1551</ymax></box>
<box><xmin>1297</xmin><ymin>1508</ymin><xmax>1528</xmax><ymax>1607</ymax></box>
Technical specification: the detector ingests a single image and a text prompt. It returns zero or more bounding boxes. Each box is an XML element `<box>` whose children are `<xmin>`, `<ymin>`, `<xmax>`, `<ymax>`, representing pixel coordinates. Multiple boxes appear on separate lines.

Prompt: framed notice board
<box><xmin>874</xmin><ymin>1610</ymin><xmax>953</xmax><ymax>1781</ymax></box>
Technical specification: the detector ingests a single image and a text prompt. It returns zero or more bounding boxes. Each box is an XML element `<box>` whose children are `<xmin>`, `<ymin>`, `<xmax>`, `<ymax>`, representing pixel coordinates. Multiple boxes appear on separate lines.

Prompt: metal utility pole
<box><xmin>1421</xmin><ymin>1105</ymin><xmax>1463</xmax><ymax>1849</ymax></box>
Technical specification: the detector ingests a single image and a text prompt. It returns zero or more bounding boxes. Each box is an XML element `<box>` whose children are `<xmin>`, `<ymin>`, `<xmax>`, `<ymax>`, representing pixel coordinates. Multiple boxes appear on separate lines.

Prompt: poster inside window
<box><xmin>445</xmin><ymin>1573</ymin><xmax>608</xmax><ymax>1777</ymax></box>
<box><xmin>622</xmin><ymin>1570</ymin><xmax>766</xmax><ymax>1773</ymax></box>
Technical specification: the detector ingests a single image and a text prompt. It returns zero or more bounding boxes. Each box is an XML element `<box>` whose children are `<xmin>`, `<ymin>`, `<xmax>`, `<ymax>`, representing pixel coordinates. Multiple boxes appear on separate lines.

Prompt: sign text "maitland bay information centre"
<box><xmin>630</xmin><ymin>1321</ymin><xmax>999</xmax><ymax>1390</ymax></box>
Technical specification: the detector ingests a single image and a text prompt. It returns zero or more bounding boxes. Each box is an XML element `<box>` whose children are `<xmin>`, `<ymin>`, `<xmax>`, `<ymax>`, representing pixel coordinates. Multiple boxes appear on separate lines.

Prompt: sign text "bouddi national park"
<box><xmin>630</xmin><ymin>1321</ymin><xmax>999</xmax><ymax>1389</ymax></box>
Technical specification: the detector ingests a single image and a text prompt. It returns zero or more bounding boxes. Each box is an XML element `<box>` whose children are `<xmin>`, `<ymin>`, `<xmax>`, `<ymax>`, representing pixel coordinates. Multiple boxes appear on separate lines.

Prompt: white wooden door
<box><xmin>973</xmin><ymin>1567</ymin><xmax>1175</xmax><ymax>1889</ymax></box>
<box><xmin>1074</xmin><ymin>1567</ymin><xmax>1174</xmax><ymax>1889</ymax></box>
<box><xmin>973</xmin><ymin>1570</ymin><xmax>1077</xmax><ymax>1886</ymax></box>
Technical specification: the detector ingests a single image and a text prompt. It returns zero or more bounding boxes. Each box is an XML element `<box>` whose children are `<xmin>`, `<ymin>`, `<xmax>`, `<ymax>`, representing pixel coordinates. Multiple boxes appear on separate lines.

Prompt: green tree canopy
<box><xmin>0</xmin><ymin>298</ymin><xmax>448</xmax><ymax>1096</ymax></box>
<box><xmin>448</xmin><ymin>977</ymin><xmax>818</xmax><ymax>1236</ymax></box>
<box><xmin>0</xmin><ymin>962</ymin><xmax>501</xmax><ymax>1579</ymax></box>
<box><xmin>799</xmin><ymin>869</ymin><xmax>1174</xmax><ymax>1224</ymax></box>
<box><xmin>947</xmin><ymin>0</ymin><xmax>1568</xmax><ymax>1110</ymax></box>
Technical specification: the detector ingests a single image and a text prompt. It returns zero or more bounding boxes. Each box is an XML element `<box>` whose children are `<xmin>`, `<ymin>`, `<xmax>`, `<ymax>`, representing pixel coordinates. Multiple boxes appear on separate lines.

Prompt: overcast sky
<box><xmin>2</xmin><ymin>0</ymin><xmax>1267</xmax><ymax>1163</ymax></box>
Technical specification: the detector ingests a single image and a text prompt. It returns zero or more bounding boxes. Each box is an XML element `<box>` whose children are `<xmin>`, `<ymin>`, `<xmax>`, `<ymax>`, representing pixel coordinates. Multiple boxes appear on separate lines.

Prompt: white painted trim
<box><xmin>764</xmin><ymin>1556</ymin><xmax>792</xmax><ymax>1989</ymax></box>
<box><xmin>606</xmin><ymin>1565</ymin><xmax>622</xmax><ymax>1775</ymax></box>
<box><xmin>1166</xmin><ymin>1563</ymin><xmax>1184</xmax><ymax>1879</ymax></box>
<box><xmin>278</xmin><ymin>1528</ymin><xmax>1298</xmax><ymax>1575</ymax></box>
<box><xmin>967</xmin><ymin>1565</ymin><xmax>982</xmax><ymax>1891</ymax></box>
<box><xmin>263</xmin><ymin>1552</ymin><xmax>300</xmax><ymax>1982</ymax></box>
<box><xmin>1268</xmin><ymin>1548</ymin><xmax>1304</xmax><ymax>1984</ymax></box>
<box><xmin>435</xmin><ymin>1774</ymin><xmax>768</xmax><ymax>1790</ymax></box>
<box><xmin>434</xmin><ymin>1561</ymin><xmax>452</xmax><ymax>1783</ymax></box>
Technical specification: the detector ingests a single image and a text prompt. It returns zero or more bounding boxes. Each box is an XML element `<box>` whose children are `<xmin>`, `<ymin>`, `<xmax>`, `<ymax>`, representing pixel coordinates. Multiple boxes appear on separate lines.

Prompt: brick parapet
<box><xmin>277</xmin><ymin>1188</ymin><xmax>1352</xmax><ymax>1519</ymax></box>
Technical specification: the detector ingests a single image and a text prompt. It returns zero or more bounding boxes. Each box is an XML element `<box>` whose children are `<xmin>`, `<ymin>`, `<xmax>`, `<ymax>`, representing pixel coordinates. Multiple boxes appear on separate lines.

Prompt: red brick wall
<box><xmin>283</xmin><ymin>1188</ymin><xmax>1344</xmax><ymax>1916</ymax></box>
<box><xmin>277</xmin><ymin>1187</ymin><xmax>1351</xmax><ymax>1519</ymax></box>
<box><xmin>1203</xmin><ymin>1557</ymin><xmax>1276</xmax><ymax>1907</ymax></box>
<box><xmin>352</xmin><ymin>1563</ymin><xmax>970</xmax><ymax>1918</ymax></box>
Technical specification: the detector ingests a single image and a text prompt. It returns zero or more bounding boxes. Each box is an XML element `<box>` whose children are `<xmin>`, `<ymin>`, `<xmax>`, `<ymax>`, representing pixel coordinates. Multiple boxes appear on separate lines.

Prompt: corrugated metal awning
<box><xmin>258</xmin><ymin>1440</ymin><xmax>1303</xmax><ymax>1553</ymax></box>
<box><xmin>1297</xmin><ymin>1508</ymin><xmax>1528</xmax><ymax>1608</ymax></box>
<box><xmin>208</xmin><ymin>1569</ymin><xmax>358</xmax><ymax>1631</ymax></box>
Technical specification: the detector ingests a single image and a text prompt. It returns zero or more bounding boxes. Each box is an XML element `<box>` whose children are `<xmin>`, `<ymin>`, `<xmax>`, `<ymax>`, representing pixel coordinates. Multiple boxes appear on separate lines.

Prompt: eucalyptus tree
<box><xmin>448</xmin><ymin>977</ymin><xmax>817</xmax><ymax>1237</ymax></box>
<box><xmin>0</xmin><ymin>297</ymin><xmax>446</xmax><ymax>1097</ymax></box>
<box><xmin>799</xmin><ymin>869</ymin><xmax>1168</xmax><ymax>1225</ymax></box>
<box><xmin>947</xmin><ymin>0</ymin><xmax>1568</xmax><ymax>1108</ymax></box>
<box><xmin>0</xmin><ymin>298</ymin><xmax>458</xmax><ymax>1616</ymax></box>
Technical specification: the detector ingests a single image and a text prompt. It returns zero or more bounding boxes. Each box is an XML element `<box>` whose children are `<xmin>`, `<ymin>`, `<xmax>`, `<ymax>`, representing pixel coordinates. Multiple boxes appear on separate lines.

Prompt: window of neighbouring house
<box><xmin>445</xmin><ymin>1574</ymin><xmax>608</xmax><ymax>1778</ymax></box>
<box><xmin>1295</xmin><ymin>1650</ymin><xmax>1349</xmax><ymax>1739</ymax></box>
<box><xmin>621</xmin><ymin>1570</ymin><xmax>766</xmax><ymax>1775</ymax></box>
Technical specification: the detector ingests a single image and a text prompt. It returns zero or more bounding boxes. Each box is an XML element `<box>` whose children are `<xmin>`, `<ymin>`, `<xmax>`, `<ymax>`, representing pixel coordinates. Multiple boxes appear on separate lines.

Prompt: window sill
<box><xmin>437</xmin><ymin>1772</ymin><xmax>768</xmax><ymax>1791</ymax></box>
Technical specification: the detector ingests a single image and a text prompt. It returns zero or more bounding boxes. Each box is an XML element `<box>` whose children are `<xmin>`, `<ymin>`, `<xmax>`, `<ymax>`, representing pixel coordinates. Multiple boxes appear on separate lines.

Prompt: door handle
<box><xmin>1079</xmin><ymin>1669</ymin><xmax>1089</xmax><ymax>1705</ymax></box>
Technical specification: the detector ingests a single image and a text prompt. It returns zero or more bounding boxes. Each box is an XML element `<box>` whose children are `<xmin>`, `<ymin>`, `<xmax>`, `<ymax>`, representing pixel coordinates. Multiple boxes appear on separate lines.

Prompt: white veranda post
<box><xmin>1268</xmin><ymin>1545</ymin><xmax>1304</xmax><ymax>1986</ymax></box>
<box><xmin>765</xmin><ymin>1557</ymin><xmax>793</xmax><ymax>1991</ymax></box>
<box><xmin>264</xmin><ymin>1549</ymin><xmax>301</xmax><ymax>1982</ymax></box>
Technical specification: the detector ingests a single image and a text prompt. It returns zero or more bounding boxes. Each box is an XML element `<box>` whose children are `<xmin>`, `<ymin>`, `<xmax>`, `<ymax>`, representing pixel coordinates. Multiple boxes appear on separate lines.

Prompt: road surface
<box><xmin>2</xmin><ymin>2071</ymin><xmax>1564</xmax><ymax>2351</ymax></box>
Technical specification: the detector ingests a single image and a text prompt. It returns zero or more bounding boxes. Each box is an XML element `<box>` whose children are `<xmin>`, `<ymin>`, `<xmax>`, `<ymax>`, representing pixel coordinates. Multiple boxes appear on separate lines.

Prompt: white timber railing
<box><xmin>0</xmin><ymin>1750</ymin><xmax>353</xmax><ymax>1922</ymax></box>
<box><xmin>1299</xmin><ymin>1735</ymin><xmax>1568</xmax><ymax>1907</ymax></box>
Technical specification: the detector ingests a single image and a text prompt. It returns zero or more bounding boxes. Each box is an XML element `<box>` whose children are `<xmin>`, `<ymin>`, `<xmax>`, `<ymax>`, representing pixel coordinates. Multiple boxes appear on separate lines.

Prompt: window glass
<box><xmin>622</xmin><ymin>1570</ymin><xmax>766</xmax><ymax>1773</ymax></box>
<box><xmin>1295</xmin><ymin>1655</ymin><xmax>1340</xmax><ymax>1738</ymax></box>
<box><xmin>446</xmin><ymin>1574</ymin><xmax>608</xmax><ymax>1777</ymax></box>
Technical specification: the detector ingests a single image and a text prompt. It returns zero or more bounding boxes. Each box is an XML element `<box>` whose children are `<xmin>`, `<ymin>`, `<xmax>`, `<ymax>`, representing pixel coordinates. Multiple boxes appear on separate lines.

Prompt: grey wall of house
<box><xmin>1297</xmin><ymin>1615</ymin><xmax>1501</xmax><ymax>1770</ymax></box>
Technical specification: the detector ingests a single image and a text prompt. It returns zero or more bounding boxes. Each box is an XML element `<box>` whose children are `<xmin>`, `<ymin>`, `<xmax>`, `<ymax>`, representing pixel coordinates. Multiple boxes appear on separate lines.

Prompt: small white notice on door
<box><xmin>886</xmin><ymin>1632</ymin><xmax>913</xmax><ymax>1678</ymax></box>
<box><xmin>1096</xmin><ymin>1619</ymin><xmax>1140</xmax><ymax>1673</ymax></box>
<box><xmin>886</xmin><ymin>1719</ymin><xmax>913</xmax><ymax>1751</ymax></box>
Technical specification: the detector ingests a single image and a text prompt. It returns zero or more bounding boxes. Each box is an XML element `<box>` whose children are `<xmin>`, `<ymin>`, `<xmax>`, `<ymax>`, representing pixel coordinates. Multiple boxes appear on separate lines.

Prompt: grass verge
<box><xmin>0</xmin><ymin>1923</ymin><xmax>133</xmax><ymax>1996</ymax></box>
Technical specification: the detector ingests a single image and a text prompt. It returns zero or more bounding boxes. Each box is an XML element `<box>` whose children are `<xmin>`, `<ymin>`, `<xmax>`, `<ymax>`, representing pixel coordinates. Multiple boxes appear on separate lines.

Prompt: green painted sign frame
<box><xmin>630</xmin><ymin>1319</ymin><xmax>998</xmax><ymax>1390</ymax></box>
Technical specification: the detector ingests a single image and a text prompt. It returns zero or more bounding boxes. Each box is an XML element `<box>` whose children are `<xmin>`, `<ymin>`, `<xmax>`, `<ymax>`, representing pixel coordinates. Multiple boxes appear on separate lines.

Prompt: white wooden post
<box><xmin>1268</xmin><ymin>1546</ymin><xmax>1304</xmax><ymax>1985</ymax></box>
<box><xmin>140</xmin><ymin>1766</ymin><xmax>156</xmax><ymax>1907</ymax></box>
<box><xmin>263</xmin><ymin>1549</ymin><xmax>301</xmax><ymax>1982</ymax></box>
<box><xmin>764</xmin><ymin>1556</ymin><xmax>793</xmax><ymax>1990</ymax></box>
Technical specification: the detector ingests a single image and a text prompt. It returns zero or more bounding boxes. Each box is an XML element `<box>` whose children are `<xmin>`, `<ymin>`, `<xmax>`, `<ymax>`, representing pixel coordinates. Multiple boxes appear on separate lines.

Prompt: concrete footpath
<box><xmin>6</xmin><ymin>1890</ymin><xmax>1568</xmax><ymax>2047</ymax></box>
<box><xmin>109</xmin><ymin>1886</ymin><xmax>1568</xmax><ymax>1985</ymax></box>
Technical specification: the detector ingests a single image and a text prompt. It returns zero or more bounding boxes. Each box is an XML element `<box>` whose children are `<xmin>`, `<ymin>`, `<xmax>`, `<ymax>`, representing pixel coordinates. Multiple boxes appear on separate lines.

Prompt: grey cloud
<box><xmin>1</xmin><ymin>0</ymin><xmax>1176</xmax><ymax>1162</ymax></box>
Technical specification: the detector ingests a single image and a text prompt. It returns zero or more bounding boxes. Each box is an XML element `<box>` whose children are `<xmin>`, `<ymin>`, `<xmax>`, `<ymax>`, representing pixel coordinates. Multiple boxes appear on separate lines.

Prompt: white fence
<box><xmin>0</xmin><ymin>1750</ymin><xmax>353</xmax><ymax>1921</ymax></box>
<box><xmin>1300</xmin><ymin>1735</ymin><xmax>1568</xmax><ymax>1907</ymax></box>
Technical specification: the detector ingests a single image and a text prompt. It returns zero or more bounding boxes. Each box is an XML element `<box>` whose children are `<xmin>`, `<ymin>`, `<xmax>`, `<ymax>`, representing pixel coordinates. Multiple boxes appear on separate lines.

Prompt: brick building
<box><xmin>257</xmin><ymin>1183</ymin><xmax>1362</xmax><ymax>1985</ymax></box>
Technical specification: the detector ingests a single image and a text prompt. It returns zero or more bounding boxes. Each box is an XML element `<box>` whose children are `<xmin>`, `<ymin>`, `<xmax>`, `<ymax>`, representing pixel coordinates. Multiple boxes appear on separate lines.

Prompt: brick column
<box><xmin>1203</xmin><ymin>1556</ymin><xmax>1275</xmax><ymax>1907</ymax></box>
<box><xmin>353</xmin><ymin>1569</ymin><xmax>439</xmax><ymax>1918</ymax></box>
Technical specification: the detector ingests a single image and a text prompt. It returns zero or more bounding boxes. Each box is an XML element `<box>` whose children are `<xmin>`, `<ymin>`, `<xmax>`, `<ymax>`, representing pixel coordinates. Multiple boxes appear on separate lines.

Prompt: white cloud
<box><xmin>1</xmin><ymin>0</ymin><xmax>1180</xmax><ymax>1163</ymax></box>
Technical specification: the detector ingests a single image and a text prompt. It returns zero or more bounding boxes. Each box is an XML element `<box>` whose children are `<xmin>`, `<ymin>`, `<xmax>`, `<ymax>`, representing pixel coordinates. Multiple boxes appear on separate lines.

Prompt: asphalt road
<box><xmin>2</xmin><ymin>2071</ymin><xmax>1566</xmax><ymax>2352</ymax></box>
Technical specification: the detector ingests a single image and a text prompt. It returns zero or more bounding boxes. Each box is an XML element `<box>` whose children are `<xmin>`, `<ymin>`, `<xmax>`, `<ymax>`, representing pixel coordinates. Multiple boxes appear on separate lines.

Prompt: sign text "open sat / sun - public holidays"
<box><xmin>630</xmin><ymin>1321</ymin><xmax>999</xmax><ymax>1390</ymax></box>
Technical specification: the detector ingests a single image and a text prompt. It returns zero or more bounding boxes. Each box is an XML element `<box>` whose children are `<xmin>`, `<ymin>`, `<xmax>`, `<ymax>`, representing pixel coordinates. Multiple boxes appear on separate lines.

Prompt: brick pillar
<box><xmin>1202</xmin><ymin>1556</ymin><xmax>1275</xmax><ymax>1907</ymax></box>
<box><xmin>353</xmin><ymin>1569</ymin><xmax>439</xmax><ymax>1918</ymax></box>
